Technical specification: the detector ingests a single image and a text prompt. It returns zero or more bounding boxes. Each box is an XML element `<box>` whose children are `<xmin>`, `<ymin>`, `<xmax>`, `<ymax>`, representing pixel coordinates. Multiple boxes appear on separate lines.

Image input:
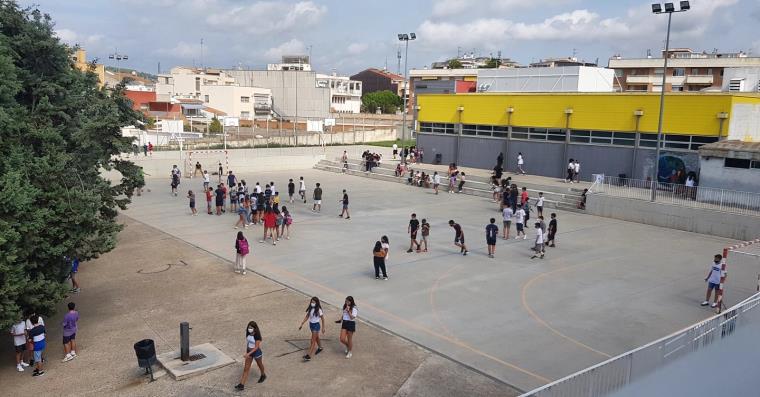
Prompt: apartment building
<box><xmin>71</xmin><ymin>48</ymin><xmax>105</xmax><ymax>87</ymax></box>
<box><xmin>156</xmin><ymin>67</ymin><xmax>272</xmax><ymax>120</ymax></box>
<box><xmin>315</xmin><ymin>73</ymin><xmax>362</xmax><ymax>113</ymax></box>
<box><xmin>351</xmin><ymin>68</ymin><xmax>404</xmax><ymax>97</ymax></box>
<box><xmin>267</xmin><ymin>55</ymin><xmax>312</xmax><ymax>71</ymax></box>
<box><xmin>608</xmin><ymin>48</ymin><xmax>760</xmax><ymax>92</ymax></box>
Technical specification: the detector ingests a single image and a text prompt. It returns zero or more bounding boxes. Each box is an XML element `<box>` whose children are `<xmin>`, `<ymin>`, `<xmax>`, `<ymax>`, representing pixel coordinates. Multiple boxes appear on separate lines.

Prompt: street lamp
<box><xmin>398</xmin><ymin>32</ymin><xmax>416</xmax><ymax>143</ymax></box>
<box><xmin>109</xmin><ymin>49</ymin><xmax>129</xmax><ymax>81</ymax></box>
<box><xmin>650</xmin><ymin>1</ymin><xmax>689</xmax><ymax>200</ymax></box>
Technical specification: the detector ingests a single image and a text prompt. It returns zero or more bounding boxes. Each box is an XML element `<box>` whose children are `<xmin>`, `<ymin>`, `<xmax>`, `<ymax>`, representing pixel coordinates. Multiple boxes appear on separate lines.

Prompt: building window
<box><xmin>724</xmin><ymin>158</ymin><xmax>750</xmax><ymax>169</ymax></box>
<box><xmin>240</xmin><ymin>96</ymin><xmax>250</xmax><ymax>103</ymax></box>
<box><xmin>673</xmin><ymin>68</ymin><xmax>685</xmax><ymax>76</ymax></box>
<box><xmin>752</xmin><ymin>161</ymin><xmax>760</xmax><ymax>169</ymax></box>
<box><xmin>614</xmin><ymin>69</ymin><xmax>624</xmax><ymax>77</ymax></box>
<box><xmin>654</xmin><ymin>68</ymin><xmax>664</xmax><ymax>76</ymax></box>
<box><xmin>204</xmin><ymin>95</ymin><xmax>209</xmax><ymax>102</ymax></box>
<box><xmin>420</xmin><ymin>122</ymin><xmax>455</xmax><ymax>135</ymax></box>
<box><xmin>691</xmin><ymin>68</ymin><xmax>699</xmax><ymax>75</ymax></box>
<box><xmin>629</xmin><ymin>69</ymin><xmax>637</xmax><ymax>76</ymax></box>
<box><xmin>672</xmin><ymin>86</ymin><xmax>684</xmax><ymax>92</ymax></box>
<box><xmin>706</xmin><ymin>68</ymin><xmax>713</xmax><ymax>76</ymax></box>
<box><xmin>511</xmin><ymin>126</ymin><xmax>529</xmax><ymax>139</ymax></box>
<box><xmin>240</xmin><ymin>111</ymin><xmax>251</xmax><ymax>119</ymax></box>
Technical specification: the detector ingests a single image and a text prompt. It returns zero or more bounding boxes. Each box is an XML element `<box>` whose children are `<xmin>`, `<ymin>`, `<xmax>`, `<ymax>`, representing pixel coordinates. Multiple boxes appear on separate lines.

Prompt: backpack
<box><xmin>285</xmin><ymin>213</ymin><xmax>293</xmax><ymax>225</ymax></box>
<box><xmin>238</xmin><ymin>239</ymin><xmax>249</xmax><ymax>256</ymax></box>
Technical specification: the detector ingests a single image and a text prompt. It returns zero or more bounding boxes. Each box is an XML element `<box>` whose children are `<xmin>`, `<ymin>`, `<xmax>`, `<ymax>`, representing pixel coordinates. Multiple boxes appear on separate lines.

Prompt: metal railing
<box><xmin>521</xmin><ymin>292</ymin><xmax>760</xmax><ymax>397</ymax></box>
<box><xmin>593</xmin><ymin>175</ymin><xmax>760</xmax><ymax>216</ymax></box>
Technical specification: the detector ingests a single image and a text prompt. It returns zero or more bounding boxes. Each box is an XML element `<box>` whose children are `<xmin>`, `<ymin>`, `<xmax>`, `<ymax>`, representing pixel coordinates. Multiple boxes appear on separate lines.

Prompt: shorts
<box><xmin>314</xmin><ymin>200</ymin><xmax>322</xmax><ymax>205</ymax></box>
<box><xmin>708</xmin><ymin>282</ymin><xmax>720</xmax><ymax>290</ymax></box>
<box><xmin>341</xmin><ymin>320</ymin><xmax>356</xmax><ymax>333</ymax></box>
<box><xmin>433</xmin><ymin>183</ymin><xmax>439</xmax><ymax>188</ymax></box>
<box><xmin>516</xmin><ymin>223</ymin><xmax>524</xmax><ymax>232</ymax></box>
<box><xmin>534</xmin><ymin>243</ymin><xmax>544</xmax><ymax>252</ymax></box>
<box><xmin>455</xmin><ymin>235</ymin><xmax>465</xmax><ymax>244</ymax></box>
<box><xmin>189</xmin><ymin>201</ymin><xmax>196</xmax><ymax>209</ymax></box>
<box><xmin>309</xmin><ymin>322</ymin><xmax>320</xmax><ymax>332</ymax></box>
<box><xmin>33</xmin><ymin>350</ymin><xmax>43</xmax><ymax>362</ymax></box>
<box><xmin>342</xmin><ymin>203</ymin><xmax>348</xmax><ymax>209</ymax></box>
<box><xmin>486</xmin><ymin>238</ymin><xmax>496</xmax><ymax>246</ymax></box>
<box><xmin>63</xmin><ymin>333</ymin><xmax>76</xmax><ymax>344</ymax></box>
<box><xmin>503</xmin><ymin>220</ymin><xmax>511</xmax><ymax>228</ymax></box>
<box><xmin>215</xmin><ymin>200</ymin><xmax>224</xmax><ymax>207</ymax></box>
<box><xmin>238</xmin><ymin>207</ymin><xmax>246</xmax><ymax>215</ymax></box>
<box><xmin>393</xmin><ymin>149</ymin><xmax>398</xmax><ymax>155</ymax></box>
<box><xmin>410</xmin><ymin>230</ymin><xmax>418</xmax><ymax>240</ymax></box>
<box><xmin>14</xmin><ymin>344</ymin><xmax>25</xmax><ymax>353</ymax></box>
<box><xmin>247</xmin><ymin>347</ymin><xmax>263</xmax><ymax>359</ymax></box>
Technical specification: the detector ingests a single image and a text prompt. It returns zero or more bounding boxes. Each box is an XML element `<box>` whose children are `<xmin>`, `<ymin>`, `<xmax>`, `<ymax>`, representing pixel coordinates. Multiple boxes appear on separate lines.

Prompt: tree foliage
<box><xmin>447</xmin><ymin>59</ymin><xmax>463</xmax><ymax>69</ymax></box>
<box><xmin>0</xmin><ymin>1</ymin><xmax>143</xmax><ymax>329</ymax></box>
<box><xmin>361</xmin><ymin>90</ymin><xmax>402</xmax><ymax>114</ymax></box>
<box><xmin>209</xmin><ymin>116</ymin><xmax>222</xmax><ymax>133</ymax></box>
<box><xmin>482</xmin><ymin>58</ymin><xmax>500</xmax><ymax>69</ymax></box>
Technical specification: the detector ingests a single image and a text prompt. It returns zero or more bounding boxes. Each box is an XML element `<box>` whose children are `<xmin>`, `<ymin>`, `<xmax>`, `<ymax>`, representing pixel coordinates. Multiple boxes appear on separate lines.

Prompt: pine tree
<box><xmin>0</xmin><ymin>2</ymin><xmax>144</xmax><ymax>329</ymax></box>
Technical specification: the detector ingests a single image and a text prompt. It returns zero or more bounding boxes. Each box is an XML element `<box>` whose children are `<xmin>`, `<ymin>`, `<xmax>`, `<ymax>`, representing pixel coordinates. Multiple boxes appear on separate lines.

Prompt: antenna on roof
<box><xmin>397</xmin><ymin>46</ymin><xmax>402</xmax><ymax>75</ymax></box>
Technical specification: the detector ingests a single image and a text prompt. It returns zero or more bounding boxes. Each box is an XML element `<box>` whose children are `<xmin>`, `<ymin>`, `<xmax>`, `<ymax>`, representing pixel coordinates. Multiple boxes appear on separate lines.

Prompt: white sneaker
<box><xmin>242</xmin><ymin>271</ymin><xmax>247</xmax><ymax>275</ymax></box>
<box><xmin>259</xmin><ymin>240</ymin><xmax>264</xmax><ymax>243</ymax></box>
<box><xmin>711</xmin><ymin>302</ymin><xmax>718</xmax><ymax>308</ymax></box>
<box><xmin>20</xmin><ymin>362</ymin><xmax>29</xmax><ymax>367</ymax></box>
<box><xmin>345</xmin><ymin>352</ymin><xmax>352</xmax><ymax>359</ymax></box>
<box><xmin>17</xmin><ymin>364</ymin><xmax>24</xmax><ymax>372</ymax></box>
<box><xmin>523</xmin><ymin>236</ymin><xmax>527</xmax><ymax>240</ymax></box>
<box><xmin>62</xmin><ymin>354</ymin><xmax>74</xmax><ymax>363</ymax></box>
<box><xmin>71</xmin><ymin>351</ymin><xmax>76</xmax><ymax>357</ymax></box>
<box><xmin>700</xmin><ymin>301</ymin><xmax>709</xmax><ymax>306</ymax></box>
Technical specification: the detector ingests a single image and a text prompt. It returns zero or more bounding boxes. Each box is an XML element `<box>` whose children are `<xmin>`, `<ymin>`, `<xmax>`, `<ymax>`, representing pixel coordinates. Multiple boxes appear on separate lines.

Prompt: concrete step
<box><xmin>314</xmin><ymin>162</ymin><xmax>585</xmax><ymax>212</ymax></box>
<box><xmin>319</xmin><ymin>159</ymin><xmax>584</xmax><ymax>203</ymax></box>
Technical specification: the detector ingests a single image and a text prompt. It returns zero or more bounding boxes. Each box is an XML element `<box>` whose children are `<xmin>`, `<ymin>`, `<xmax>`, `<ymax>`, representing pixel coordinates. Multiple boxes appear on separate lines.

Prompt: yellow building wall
<box><xmin>416</xmin><ymin>93</ymin><xmax>760</xmax><ymax>137</ymax></box>
<box><xmin>73</xmin><ymin>49</ymin><xmax>105</xmax><ymax>87</ymax></box>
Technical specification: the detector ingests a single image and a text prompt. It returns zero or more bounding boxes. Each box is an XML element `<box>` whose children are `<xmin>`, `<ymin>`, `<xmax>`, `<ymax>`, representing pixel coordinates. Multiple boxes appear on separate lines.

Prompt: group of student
<box><xmin>234</xmin><ymin>296</ymin><xmax>359</xmax><ymax>391</ymax></box>
<box><xmin>391</xmin><ymin>143</ymin><xmax>423</xmax><ymax>163</ymax></box>
<box><xmin>9</xmin><ymin>303</ymin><xmax>80</xmax><ymax>378</ymax></box>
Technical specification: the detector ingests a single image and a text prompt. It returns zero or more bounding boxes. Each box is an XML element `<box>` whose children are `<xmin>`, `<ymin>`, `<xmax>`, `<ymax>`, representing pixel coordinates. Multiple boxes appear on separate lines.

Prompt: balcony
<box><xmin>626</xmin><ymin>75</ymin><xmax>687</xmax><ymax>85</ymax></box>
<box><xmin>686</xmin><ymin>75</ymin><xmax>714</xmax><ymax>85</ymax></box>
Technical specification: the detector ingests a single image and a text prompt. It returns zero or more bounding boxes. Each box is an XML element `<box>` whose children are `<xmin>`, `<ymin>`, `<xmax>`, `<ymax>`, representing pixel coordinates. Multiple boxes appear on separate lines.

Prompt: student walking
<box><xmin>433</xmin><ymin>172</ymin><xmax>441</xmax><ymax>194</ymax></box>
<box><xmin>339</xmin><ymin>190</ymin><xmax>351</xmax><ymax>219</ymax></box>
<box><xmin>299</xmin><ymin>177</ymin><xmax>306</xmax><ymax>203</ymax></box>
<box><xmin>205</xmin><ymin>187</ymin><xmax>213</xmax><ymax>215</ymax></box>
<box><xmin>566</xmin><ymin>159</ymin><xmax>575</xmax><ymax>183</ymax></box>
<box><xmin>407</xmin><ymin>213</ymin><xmax>421</xmax><ymax>253</ymax></box>
<box><xmin>235</xmin><ymin>321</ymin><xmax>266</xmax><ymax>391</ymax></box>
<box><xmin>194</xmin><ymin>161</ymin><xmax>202</xmax><ymax>177</ymax></box>
<box><xmin>336</xmin><ymin>296</ymin><xmax>357</xmax><ymax>359</ymax></box>
<box><xmin>341</xmin><ymin>151</ymin><xmax>349</xmax><ymax>173</ymax></box>
<box><xmin>448</xmin><ymin>220</ymin><xmax>468</xmax><ymax>255</ymax></box>
<box><xmin>235</xmin><ymin>232</ymin><xmax>250</xmax><ymax>274</ymax></box>
<box><xmin>373</xmin><ymin>241</ymin><xmax>388</xmax><ymax>280</ymax></box>
<box><xmin>261</xmin><ymin>208</ymin><xmax>277</xmax><ymax>245</ymax></box>
<box><xmin>61</xmin><ymin>302</ymin><xmax>79</xmax><ymax>362</ymax></box>
<box><xmin>457</xmin><ymin>172</ymin><xmax>466</xmax><ymax>193</ymax></box>
<box><xmin>547</xmin><ymin>213</ymin><xmax>558</xmax><ymax>247</ymax></box>
<box><xmin>214</xmin><ymin>184</ymin><xmax>225</xmax><ymax>215</ymax></box>
<box><xmin>10</xmin><ymin>319</ymin><xmax>30</xmax><ymax>372</ymax></box>
<box><xmin>702</xmin><ymin>254</ymin><xmax>725</xmax><ymax>308</ymax></box>
<box><xmin>574</xmin><ymin>160</ymin><xmax>581</xmax><ymax>183</ymax></box>
<box><xmin>187</xmin><ymin>190</ymin><xmax>197</xmax><ymax>216</ymax></box>
<box><xmin>69</xmin><ymin>256</ymin><xmax>80</xmax><ymax>293</ymax></box>
<box><xmin>517</xmin><ymin>152</ymin><xmax>526</xmax><ymax>174</ymax></box>
<box><xmin>288</xmin><ymin>179</ymin><xmax>295</xmax><ymax>203</ymax></box>
<box><xmin>420</xmin><ymin>219</ymin><xmax>430</xmax><ymax>252</ymax></box>
<box><xmin>530</xmin><ymin>222</ymin><xmax>545</xmax><ymax>259</ymax></box>
<box><xmin>299</xmin><ymin>297</ymin><xmax>325</xmax><ymax>361</ymax></box>
<box><xmin>312</xmin><ymin>183</ymin><xmax>323</xmax><ymax>212</ymax></box>
<box><xmin>281</xmin><ymin>206</ymin><xmax>292</xmax><ymax>240</ymax></box>
<box><xmin>203</xmin><ymin>170</ymin><xmax>210</xmax><ymax>191</ymax></box>
<box><xmin>486</xmin><ymin>218</ymin><xmax>499</xmax><ymax>258</ymax></box>
<box><xmin>27</xmin><ymin>315</ymin><xmax>46</xmax><ymax>377</ymax></box>
<box><xmin>381</xmin><ymin>235</ymin><xmax>390</xmax><ymax>260</ymax></box>
<box><xmin>536</xmin><ymin>192</ymin><xmax>545</xmax><ymax>217</ymax></box>
<box><xmin>170</xmin><ymin>166</ymin><xmax>180</xmax><ymax>197</ymax></box>
<box><xmin>502</xmin><ymin>206</ymin><xmax>513</xmax><ymax>239</ymax></box>
<box><xmin>515</xmin><ymin>204</ymin><xmax>526</xmax><ymax>240</ymax></box>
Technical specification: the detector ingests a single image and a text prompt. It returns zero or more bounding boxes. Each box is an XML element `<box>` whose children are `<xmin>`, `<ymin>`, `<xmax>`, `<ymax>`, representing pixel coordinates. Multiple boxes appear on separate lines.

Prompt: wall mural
<box><xmin>657</xmin><ymin>152</ymin><xmax>700</xmax><ymax>184</ymax></box>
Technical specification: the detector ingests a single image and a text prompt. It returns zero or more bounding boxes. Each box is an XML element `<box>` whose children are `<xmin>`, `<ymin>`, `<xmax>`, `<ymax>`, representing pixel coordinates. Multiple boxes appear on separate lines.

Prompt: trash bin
<box><xmin>134</xmin><ymin>339</ymin><xmax>157</xmax><ymax>380</ymax></box>
<box><xmin>434</xmin><ymin>153</ymin><xmax>442</xmax><ymax>165</ymax></box>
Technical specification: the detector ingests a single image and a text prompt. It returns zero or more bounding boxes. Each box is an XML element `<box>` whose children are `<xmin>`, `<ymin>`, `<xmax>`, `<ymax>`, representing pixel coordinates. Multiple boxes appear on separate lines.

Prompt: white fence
<box><xmin>521</xmin><ymin>292</ymin><xmax>760</xmax><ymax>397</ymax></box>
<box><xmin>592</xmin><ymin>176</ymin><xmax>760</xmax><ymax>216</ymax></box>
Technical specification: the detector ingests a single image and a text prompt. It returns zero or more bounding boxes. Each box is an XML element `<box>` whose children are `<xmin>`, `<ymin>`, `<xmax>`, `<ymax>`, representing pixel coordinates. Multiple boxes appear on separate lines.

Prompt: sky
<box><xmin>23</xmin><ymin>0</ymin><xmax>760</xmax><ymax>76</ymax></box>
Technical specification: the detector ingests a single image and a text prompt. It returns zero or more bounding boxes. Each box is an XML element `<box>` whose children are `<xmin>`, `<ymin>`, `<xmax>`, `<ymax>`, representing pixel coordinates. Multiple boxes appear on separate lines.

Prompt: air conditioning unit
<box><xmin>728</xmin><ymin>78</ymin><xmax>744</xmax><ymax>92</ymax></box>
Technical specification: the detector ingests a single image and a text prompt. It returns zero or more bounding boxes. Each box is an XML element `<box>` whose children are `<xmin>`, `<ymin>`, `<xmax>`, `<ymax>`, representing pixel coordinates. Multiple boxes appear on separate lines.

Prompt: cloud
<box><xmin>419</xmin><ymin>0</ymin><xmax>738</xmax><ymax>51</ymax></box>
<box><xmin>263</xmin><ymin>39</ymin><xmax>306</xmax><ymax>60</ymax></box>
<box><xmin>55</xmin><ymin>28</ymin><xmax>103</xmax><ymax>46</ymax></box>
<box><xmin>347</xmin><ymin>42</ymin><xmax>369</xmax><ymax>55</ymax></box>
<box><xmin>206</xmin><ymin>1</ymin><xmax>326</xmax><ymax>34</ymax></box>
<box><xmin>431</xmin><ymin>0</ymin><xmax>576</xmax><ymax>18</ymax></box>
<box><xmin>156</xmin><ymin>41</ymin><xmax>201</xmax><ymax>59</ymax></box>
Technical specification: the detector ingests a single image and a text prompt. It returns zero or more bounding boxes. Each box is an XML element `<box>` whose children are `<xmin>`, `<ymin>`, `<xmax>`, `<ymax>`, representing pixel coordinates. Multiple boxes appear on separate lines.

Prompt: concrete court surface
<box><xmin>0</xmin><ymin>217</ymin><xmax>512</xmax><ymax>397</ymax></box>
<box><xmin>121</xmin><ymin>168</ymin><xmax>755</xmax><ymax>391</ymax></box>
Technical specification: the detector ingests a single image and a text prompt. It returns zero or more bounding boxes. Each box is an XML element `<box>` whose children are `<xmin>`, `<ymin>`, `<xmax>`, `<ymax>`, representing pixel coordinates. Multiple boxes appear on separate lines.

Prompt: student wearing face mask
<box><xmin>299</xmin><ymin>297</ymin><xmax>325</xmax><ymax>361</ymax></box>
<box><xmin>235</xmin><ymin>321</ymin><xmax>266</xmax><ymax>391</ymax></box>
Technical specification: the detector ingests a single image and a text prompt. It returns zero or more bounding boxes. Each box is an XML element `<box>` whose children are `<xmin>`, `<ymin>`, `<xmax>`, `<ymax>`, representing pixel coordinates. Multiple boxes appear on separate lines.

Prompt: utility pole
<box><xmin>200</xmin><ymin>38</ymin><xmax>204</xmax><ymax>70</ymax></box>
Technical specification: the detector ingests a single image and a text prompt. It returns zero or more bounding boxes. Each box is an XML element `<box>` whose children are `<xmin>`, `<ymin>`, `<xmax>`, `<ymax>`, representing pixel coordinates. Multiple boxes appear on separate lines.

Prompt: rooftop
<box><xmin>699</xmin><ymin>140</ymin><xmax>760</xmax><ymax>160</ymax></box>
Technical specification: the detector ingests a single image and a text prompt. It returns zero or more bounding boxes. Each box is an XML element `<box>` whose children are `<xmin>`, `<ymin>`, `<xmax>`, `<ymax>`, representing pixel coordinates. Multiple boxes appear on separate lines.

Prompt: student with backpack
<box><xmin>281</xmin><ymin>206</ymin><xmax>292</xmax><ymax>240</ymax></box>
<box><xmin>235</xmin><ymin>232</ymin><xmax>250</xmax><ymax>275</ymax></box>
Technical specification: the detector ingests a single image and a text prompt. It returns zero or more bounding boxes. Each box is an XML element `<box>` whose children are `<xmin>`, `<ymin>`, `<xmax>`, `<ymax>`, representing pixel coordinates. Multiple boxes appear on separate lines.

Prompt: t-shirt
<box><xmin>62</xmin><ymin>311</ymin><xmax>79</xmax><ymax>337</ymax></box>
<box><xmin>227</xmin><ymin>174</ymin><xmax>236</xmax><ymax>186</ymax></box>
<box><xmin>707</xmin><ymin>262</ymin><xmax>723</xmax><ymax>284</ymax></box>
<box><xmin>452</xmin><ymin>223</ymin><xmax>463</xmax><ymax>237</ymax></box>
<box><xmin>342</xmin><ymin>306</ymin><xmax>358</xmax><ymax>321</ymax></box>
<box><xmin>215</xmin><ymin>188</ymin><xmax>224</xmax><ymax>202</ymax></box>
<box><xmin>568</xmin><ymin>162</ymin><xmax>574</xmax><ymax>170</ymax></box>
<box><xmin>71</xmin><ymin>257</ymin><xmax>80</xmax><ymax>273</ymax></box>
<box><xmin>299</xmin><ymin>180</ymin><xmax>306</xmax><ymax>191</ymax></box>
<box><xmin>409</xmin><ymin>219</ymin><xmax>419</xmax><ymax>231</ymax></box>
<box><xmin>502</xmin><ymin>207</ymin><xmax>514</xmax><ymax>222</ymax></box>
<box><xmin>574</xmin><ymin>163</ymin><xmax>580</xmax><ymax>173</ymax></box>
<box><xmin>521</xmin><ymin>191</ymin><xmax>529</xmax><ymax>204</ymax></box>
<box><xmin>485</xmin><ymin>224</ymin><xmax>499</xmax><ymax>240</ymax></box>
<box><xmin>342</xmin><ymin>194</ymin><xmax>349</xmax><ymax>205</ymax></box>
<box><xmin>263</xmin><ymin>212</ymin><xmax>276</xmax><ymax>227</ymax></box>
<box><xmin>518</xmin><ymin>155</ymin><xmax>524</xmax><ymax>165</ymax></box>
<box><xmin>381</xmin><ymin>242</ymin><xmax>390</xmax><ymax>260</ymax></box>
<box><xmin>270</xmin><ymin>184</ymin><xmax>277</xmax><ymax>195</ymax></box>
<box><xmin>515</xmin><ymin>209</ymin><xmax>525</xmax><ymax>224</ymax></box>
<box><xmin>203</xmin><ymin>174</ymin><xmax>210</xmax><ymax>183</ymax></box>
<box><xmin>28</xmin><ymin>324</ymin><xmax>45</xmax><ymax>351</ymax></box>
<box><xmin>549</xmin><ymin>219</ymin><xmax>557</xmax><ymax>233</ymax></box>
<box><xmin>434</xmin><ymin>174</ymin><xmax>441</xmax><ymax>184</ymax></box>
<box><xmin>537</xmin><ymin>197</ymin><xmax>545</xmax><ymax>207</ymax></box>
<box><xmin>308</xmin><ymin>308</ymin><xmax>323</xmax><ymax>323</ymax></box>
<box><xmin>392</xmin><ymin>144</ymin><xmax>398</xmax><ymax>150</ymax></box>
<box><xmin>421</xmin><ymin>223</ymin><xmax>430</xmax><ymax>236</ymax></box>
<box><xmin>246</xmin><ymin>334</ymin><xmax>261</xmax><ymax>349</ymax></box>
<box><xmin>535</xmin><ymin>228</ymin><xmax>544</xmax><ymax>244</ymax></box>
<box><xmin>11</xmin><ymin>321</ymin><xmax>26</xmax><ymax>346</ymax></box>
<box><xmin>288</xmin><ymin>182</ymin><xmax>295</xmax><ymax>194</ymax></box>
<box><xmin>26</xmin><ymin>316</ymin><xmax>44</xmax><ymax>330</ymax></box>
<box><xmin>254</xmin><ymin>185</ymin><xmax>262</xmax><ymax>194</ymax></box>
<box><xmin>206</xmin><ymin>190</ymin><xmax>212</xmax><ymax>201</ymax></box>
<box><xmin>539</xmin><ymin>220</ymin><xmax>546</xmax><ymax>234</ymax></box>
<box><xmin>313</xmin><ymin>187</ymin><xmax>322</xmax><ymax>200</ymax></box>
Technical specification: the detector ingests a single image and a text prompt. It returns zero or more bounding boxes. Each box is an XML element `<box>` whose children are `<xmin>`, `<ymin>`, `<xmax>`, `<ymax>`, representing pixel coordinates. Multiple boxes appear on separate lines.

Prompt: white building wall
<box><xmin>728</xmin><ymin>102</ymin><xmax>760</xmax><ymax>141</ymax></box>
<box><xmin>477</xmin><ymin>66</ymin><xmax>614</xmax><ymax>92</ymax></box>
<box><xmin>722</xmin><ymin>68</ymin><xmax>760</xmax><ymax>92</ymax></box>
<box><xmin>203</xmin><ymin>85</ymin><xmax>271</xmax><ymax>120</ymax></box>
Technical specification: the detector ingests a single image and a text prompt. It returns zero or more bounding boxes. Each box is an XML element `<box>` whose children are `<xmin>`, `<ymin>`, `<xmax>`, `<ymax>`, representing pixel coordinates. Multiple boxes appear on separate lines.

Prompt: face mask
<box><xmin>310</xmin><ymin>303</ymin><xmax>316</xmax><ymax>307</ymax></box>
<box><xmin>247</xmin><ymin>328</ymin><xmax>254</xmax><ymax>333</ymax></box>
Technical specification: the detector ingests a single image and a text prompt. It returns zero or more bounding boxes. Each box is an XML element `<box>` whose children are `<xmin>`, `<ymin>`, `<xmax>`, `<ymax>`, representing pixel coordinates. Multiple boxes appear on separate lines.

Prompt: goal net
<box><xmin>718</xmin><ymin>238</ymin><xmax>760</xmax><ymax>313</ymax></box>
<box><xmin>185</xmin><ymin>150</ymin><xmax>229</xmax><ymax>179</ymax></box>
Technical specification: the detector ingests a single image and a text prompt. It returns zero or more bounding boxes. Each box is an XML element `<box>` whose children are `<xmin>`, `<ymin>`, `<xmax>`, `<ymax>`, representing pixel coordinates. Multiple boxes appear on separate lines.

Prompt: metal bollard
<box><xmin>180</xmin><ymin>322</ymin><xmax>190</xmax><ymax>361</ymax></box>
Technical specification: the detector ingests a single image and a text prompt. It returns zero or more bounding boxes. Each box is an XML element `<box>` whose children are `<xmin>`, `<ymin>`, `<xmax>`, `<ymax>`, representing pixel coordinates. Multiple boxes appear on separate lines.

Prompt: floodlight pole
<box><xmin>402</xmin><ymin>39</ymin><xmax>410</xmax><ymax>143</ymax></box>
